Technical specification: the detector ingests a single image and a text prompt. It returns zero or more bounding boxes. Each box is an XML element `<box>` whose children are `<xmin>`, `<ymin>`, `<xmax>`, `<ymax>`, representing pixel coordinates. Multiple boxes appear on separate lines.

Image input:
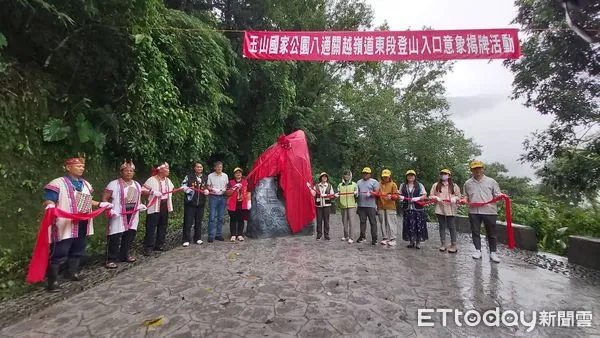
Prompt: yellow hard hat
<box><xmin>362</xmin><ymin>167</ymin><xmax>372</xmax><ymax>174</ymax></box>
<box><xmin>319</xmin><ymin>172</ymin><xmax>329</xmax><ymax>178</ymax></box>
<box><xmin>233</xmin><ymin>167</ymin><xmax>243</xmax><ymax>173</ymax></box>
<box><xmin>405</xmin><ymin>170</ymin><xmax>416</xmax><ymax>176</ymax></box>
<box><xmin>440</xmin><ymin>168</ymin><xmax>452</xmax><ymax>175</ymax></box>
<box><xmin>469</xmin><ymin>160</ymin><xmax>485</xmax><ymax>169</ymax></box>
<box><xmin>381</xmin><ymin>169</ymin><xmax>391</xmax><ymax>177</ymax></box>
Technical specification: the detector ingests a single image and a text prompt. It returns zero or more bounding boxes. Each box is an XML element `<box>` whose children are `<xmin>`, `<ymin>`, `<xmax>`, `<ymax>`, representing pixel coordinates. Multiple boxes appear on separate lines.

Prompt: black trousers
<box><xmin>49</xmin><ymin>221</ymin><xmax>88</xmax><ymax>265</ymax></box>
<box><xmin>107</xmin><ymin>229</ymin><xmax>136</xmax><ymax>262</ymax></box>
<box><xmin>468</xmin><ymin>213</ymin><xmax>498</xmax><ymax>252</ymax></box>
<box><xmin>316</xmin><ymin>206</ymin><xmax>331</xmax><ymax>237</ymax></box>
<box><xmin>357</xmin><ymin>207</ymin><xmax>377</xmax><ymax>241</ymax></box>
<box><xmin>144</xmin><ymin>200</ymin><xmax>169</xmax><ymax>250</ymax></box>
<box><xmin>228</xmin><ymin>201</ymin><xmax>247</xmax><ymax>237</ymax></box>
<box><xmin>183</xmin><ymin>203</ymin><xmax>205</xmax><ymax>242</ymax></box>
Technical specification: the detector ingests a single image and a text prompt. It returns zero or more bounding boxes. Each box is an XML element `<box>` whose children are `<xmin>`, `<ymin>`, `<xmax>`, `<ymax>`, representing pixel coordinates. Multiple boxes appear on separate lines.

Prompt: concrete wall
<box><xmin>568</xmin><ymin>236</ymin><xmax>600</xmax><ymax>271</ymax></box>
<box><xmin>455</xmin><ymin>215</ymin><xmax>538</xmax><ymax>251</ymax></box>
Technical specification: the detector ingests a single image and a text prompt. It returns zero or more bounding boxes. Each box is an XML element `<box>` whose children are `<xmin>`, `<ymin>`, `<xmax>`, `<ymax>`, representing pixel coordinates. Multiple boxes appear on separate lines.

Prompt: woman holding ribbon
<box><xmin>429</xmin><ymin>169</ymin><xmax>461</xmax><ymax>253</ymax></box>
<box><xmin>377</xmin><ymin>169</ymin><xmax>400</xmax><ymax>246</ymax></box>
<box><xmin>311</xmin><ymin>172</ymin><xmax>337</xmax><ymax>241</ymax></box>
<box><xmin>226</xmin><ymin>167</ymin><xmax>251</xmax><ymax>242</ymax></box>
<box><xmin>102</xmin><ymin>160</ymin><xmax>147</xmax><ymax>269</ymax></box>
<box><xmin>399</xmin><ymin>170</ymin><xmax>428</xmax><ymax>249</ymax></box>
<box><xmin>41</xmin><ymin>157</ymin><xmax>113</xmax><ymax>292</ymax></box>
<box><xmin>142</xmin><ymin>162</ymin><xmax>175</xmax><ymax>256</ymax></box>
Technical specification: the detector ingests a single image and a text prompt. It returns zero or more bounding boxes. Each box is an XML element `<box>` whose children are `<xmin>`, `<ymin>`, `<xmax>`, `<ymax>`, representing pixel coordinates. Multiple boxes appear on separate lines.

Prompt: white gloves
<box><xmin>450</xmin><ymin>196</ymin><xmax>458</xmax><ymax>204</ymax></box>
<box><xmin>247</xmin><ymin>200</ymin><xmax>252</xmax><ymax>209</ymax></box>
<box><xmin>398</xmin><ymin>195</ymin><xmax>405</xmax><ymax>201</ymax></box>
<box><xmin>108</xmin><ymin>209</ymin><xmax>119</xmax><ymax>218</ymax></box>
<box><xmin>334</xmin><ymin>193</ymin><xmax>340</xmax><ymax>198</ymax></box>
<box><xmin>203</xmin><ymin>189</ymin><xmax>210</xmax><ymax>196</ymax></box>
<box><xmin>411</xmin><ymin>197</ymin><xmax>421</xmax><ymax>202</ymax></box>
<box><xmin>45</xmin><ymin>203</ymin><xmax>55</xmax><ymax>210</ymax></box>
<box><xmin>234</xmin><ymin>183</ymin><xmax>242</xmax><ymax>189</ymax></box>
<box><xmin>152</xmin><ymin>190</ymin><xmax>163</xmax><ymax>197</ymax></box>
<box><xmin>182</xmin><ymin>186</ymin><xmax>192</xmax><ymax>194</ymax></box>
<box><xmin>354</xmin><ymin>190</ymin><xmax>359</xmax><ymax>197</ymax></box>
<box><xmin>433</xmin><ymin>196</ymin><xmax>441</xmax><ymax>202</ymax></box>
<box><xmin>99</xmin><ymin>202</ymin><xmax>113</xmax><ymax>209</ymax></box>
<box><xmin>138</xmin><ymin>204</ymin><xmax>147</xmax><ymax>211</ymax></box>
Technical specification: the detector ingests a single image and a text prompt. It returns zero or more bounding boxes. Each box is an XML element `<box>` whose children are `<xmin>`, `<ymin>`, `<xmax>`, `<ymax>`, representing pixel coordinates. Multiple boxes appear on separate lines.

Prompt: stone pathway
<box><xmin>1</xmin><ymin>214</ymin><xmax>599</xmax><ymax>337</ymax></box>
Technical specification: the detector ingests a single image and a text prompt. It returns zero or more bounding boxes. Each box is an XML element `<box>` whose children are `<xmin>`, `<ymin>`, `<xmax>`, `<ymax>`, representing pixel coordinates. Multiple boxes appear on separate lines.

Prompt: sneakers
<box><xmin>324</xmin><ymin>236</ymin><xmax>331</xmax><ymax>241</ymax></box>
<box><xmin>407</xmin><ymin>242</ymin><xmax>415</xmax><ymax>248</ymax></box>
<box><xmin>380</xmin><ymin>239</ymin><xmax>388</xmax><ymax>245</ymax></box>
<box><xmin>356</xmin><ymin>237</ymin><xmax>365</xmax><ymax>243</ymax></box>
<box><xmin>196</xmin><ymin>240</ymin><xmax>203</xmax><ymax>245</ymax></box>
<box><xmin>230</xmin><ymin>236</ymin><xmax>236</xmax><ymax>242</ymax></box>
<box><xmin>348</xmin><ymin>238</ymin><xmax>354</xmax><ymax>244</ymax></box>
<box><xmin>448</xmin><ymin>244</ymin><xmax>457</xmax><ymax>253</ymax></box>
<box><xmin>215</xmin><ymin>236</ymin><xmax>225</xmax><ymax>241</ymax></box>
<box><xmin>490</xmin><ymin>252</ymin><xmax>501</xmax><ymax>263</ymax></box>
<box><xmin>472</xmin><ymin>249</ymin><xmax>482</xmax><ymax>259</ymax></box>
<box><xmin>316</xmin><ymin>235</ymin><xmax>322</xmax><ymax>241</ymax></box>
<box><xmin>371</xmin><ymin>240</ymin><xmax>377</xmax><ymax>245</ymax></box>
<box><xmin>439</xmin><ymin>245</ymin><xmax>446</xmax><ymax>252</ymax></box>
<box><xmin>237</xmin><ymin>236</ymin><xmax>245</xmax><ymax>241</ymax></box>
<box><xmin>207</xmin><ymin>238</ymin><xmax>214</xmax><ymax>243</ymax></box>
<box><xmin>387</xmin><ymin>239</ymin><xmax>396</xmax><ymax>246</ymax></box>
<box><xmin>183</xmin><ymin>242</ymin><xmax>190</xmax><ymax>247</ymax></box>
<box><xmin>341</xmin><ymin>237</ymin><xmax>346</xmax><ymax>241</ymax></box>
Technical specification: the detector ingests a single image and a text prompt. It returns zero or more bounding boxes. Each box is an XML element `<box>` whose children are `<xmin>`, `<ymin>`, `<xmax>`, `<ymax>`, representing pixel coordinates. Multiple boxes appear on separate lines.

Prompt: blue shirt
<box><xmin>356</xmin><ymin>178</ymin><xmax>380</xmax><ymax>208</ymax></box>
<box><xmin>43</xmin><ymin>176</ymin><xmax>83</xmax><ymax>202</ymax></box>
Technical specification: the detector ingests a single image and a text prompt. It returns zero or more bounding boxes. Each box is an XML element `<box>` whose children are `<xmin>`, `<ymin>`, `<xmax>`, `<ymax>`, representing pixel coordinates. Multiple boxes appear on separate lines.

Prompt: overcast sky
<box><xmin>365</xmin><ymin>0</ymin><xmax>553</xmax><ymax>178</ymax></box>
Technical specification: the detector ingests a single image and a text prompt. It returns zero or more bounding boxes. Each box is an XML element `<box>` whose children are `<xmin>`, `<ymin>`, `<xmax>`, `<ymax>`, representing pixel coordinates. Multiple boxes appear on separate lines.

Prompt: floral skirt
<box><xmin>402</xmin><ymin>209</ymin><xmax>428</xmax><ymax>242</ymax></box>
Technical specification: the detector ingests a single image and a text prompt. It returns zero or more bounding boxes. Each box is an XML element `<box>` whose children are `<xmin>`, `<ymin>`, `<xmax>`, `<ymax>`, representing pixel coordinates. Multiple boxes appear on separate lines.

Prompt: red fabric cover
<box><xmin>247</xmin><ymin>130</ymin><xmax>315</xmax><ymax>234</ymax></box>
<box><xmin>26</xmin><ymin>207</ymin><xmax>108</xmax><ymax>283</ymax></box>
<box><xmin>227</xmin><ymin>178</ymin><xmax>250</xmax><ymax>211</ymax></box>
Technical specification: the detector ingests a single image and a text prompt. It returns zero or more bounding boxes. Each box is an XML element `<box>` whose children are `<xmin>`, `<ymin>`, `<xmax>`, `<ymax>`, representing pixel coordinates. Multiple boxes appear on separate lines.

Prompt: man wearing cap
<box><xmin>311</xmin><ymin>172</ymin><xmax>336</xmax><ymax>240</ymax></box>
<box><xmin>181</xmin><ymin>162</ymin><xmax>209</xmax><ymax>247</ymax></box>
<box><xmin>226</xmin><ymin>167</ymin><xmax>251</xmax><ymax>242</ymax></box>
<box><xmin>337</xmin><ymin>170</ymin><xmax>358</xmax><ymax>243</ymax></box>
<box><xmin>356</xmin><ymin>167</ymin><xmax>380</xmax><ymax>245</ymax></box>
<box><xmin>142</xmin><ymin>162</ymin><xmax>175</xmax><ymax>256</ymax></box>
<box><xmin>463</xmin><ymin>160</ymin><xmax>505</xmax><ymax>263</ymax></box>
<box><xmin>42</xmin><ymin>157</ymin><xmax>113</xmax><ymax>291</ymax></box>
<box><xmin>207</xmin><ymin>161</ymin><xmax>228</xmax><ymax>242</ymax></box>
<box><xmin>377</xmin><ymin>169</ymin><xmax>400</xmax><ymax>246</ymax></box>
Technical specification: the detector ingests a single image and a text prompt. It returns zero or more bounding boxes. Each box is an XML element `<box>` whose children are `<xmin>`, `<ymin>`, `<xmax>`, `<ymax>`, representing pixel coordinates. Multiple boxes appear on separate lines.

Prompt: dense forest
<box><xmin>0</xmin><ymin>0</ymin><xmax>598</xmax><ymax>298</ymax></box>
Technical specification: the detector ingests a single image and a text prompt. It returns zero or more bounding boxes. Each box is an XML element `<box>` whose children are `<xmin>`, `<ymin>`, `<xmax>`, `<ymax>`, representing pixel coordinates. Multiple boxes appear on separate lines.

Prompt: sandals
<box><xmin>448</xmin><ymin>246</ymin><xmax>458</xmax><ymax>254</ymax></box>
<box><xmin>105</xmin><ymin>262</ymin><xmax>118</xmax><ymax>269</ymax></box>
<box><xmin>124</xmin><ymin>256</ymin><xmax>137</xmax><ymax>263</ymax></box>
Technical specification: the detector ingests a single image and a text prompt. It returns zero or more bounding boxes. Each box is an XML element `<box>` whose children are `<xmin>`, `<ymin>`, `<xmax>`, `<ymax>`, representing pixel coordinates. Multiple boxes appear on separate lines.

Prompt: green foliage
<box><xmin>506</xmin><ymin>0</ymin><xmax>600</xmax><ymax>199</ymax></box>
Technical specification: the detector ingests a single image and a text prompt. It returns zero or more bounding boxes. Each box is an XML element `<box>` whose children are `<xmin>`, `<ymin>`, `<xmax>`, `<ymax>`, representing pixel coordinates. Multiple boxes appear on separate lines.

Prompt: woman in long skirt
<box><xmin>400</xmin><ymin>170</ymin><xmax>428</xmax><ymax>249</ymax></box>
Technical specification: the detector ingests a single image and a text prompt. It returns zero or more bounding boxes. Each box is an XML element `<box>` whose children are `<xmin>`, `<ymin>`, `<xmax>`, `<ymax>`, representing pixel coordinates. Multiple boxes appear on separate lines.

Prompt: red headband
<box><xmin>64</xmin><ymin>157</ymin><xmax>85</xmax><ymax>166</ymax></box>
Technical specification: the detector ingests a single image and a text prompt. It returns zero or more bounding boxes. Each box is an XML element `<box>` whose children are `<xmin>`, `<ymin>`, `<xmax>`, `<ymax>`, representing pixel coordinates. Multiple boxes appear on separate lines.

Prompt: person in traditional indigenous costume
<box><xmin>399</xmin><ymin>170</ymin><xmax>428</xmax><ymax>249</ymax></box>
<box><xmin>311</xmin><ymin>172</ymin><xmax>337</xmax><ymax>241</ymax></box>
<box><xmin>142</xmin><ymin>162</ymin><xmax>174</xmax><ymax>256</ymax></box>
<box><xmin>181</xmin><ymin>162</ymin><xmax>209</xmax><ymax>247</ymax></box>
<box><xmin>207</xmin><ymin>161</ymin><xmax>228</xmax><ymax>242</ymax></box>
<box><xmin>429</xmin><ymin>169</ymin><xmax>461</xmax><ymax>253</ymax></box>
<box><xmin>463</xmin><ymin>160</ymin><xmax>506</xmax><ymax>263</ymax></box>
<box><xmin>102</xmin><ymin>160</ymin><xmax>147</xmax><ymax>269</ymax></box>
<box><xmin>43</xmin><ymin>157</ymin><xmax>113</xmax><ymax>292</ymax></box>
<box><xmin>226</xmin><ymin>167</ymin><xmax>251</xmax><ymax>242</ymax></box>
<box><xmin>377</xmin><ymin>169</ymin><xmax>400</xmax><ymax>247</ymax></box>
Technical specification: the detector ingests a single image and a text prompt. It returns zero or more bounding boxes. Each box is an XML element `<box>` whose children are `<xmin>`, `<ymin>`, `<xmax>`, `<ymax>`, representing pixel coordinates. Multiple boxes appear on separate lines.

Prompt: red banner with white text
<box><xmin>243</xmin><ymin>29</ymin><xmax>520</xmax><ymax>61</ymax></box>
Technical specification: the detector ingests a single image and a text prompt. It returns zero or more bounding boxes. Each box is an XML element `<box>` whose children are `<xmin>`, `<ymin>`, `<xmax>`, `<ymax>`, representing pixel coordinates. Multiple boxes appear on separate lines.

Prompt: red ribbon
<box><xmin>414</xmin><ymin>195</ymin><xmax>514</xmax><ymax>249</ymax></box>
<box><xmin>26</xmin><ymin>207</ymin><xmax>108</xmax><ymax>283</ymax></box>
<box><xmin>145</xmin><ymin>187</ymin><xmax>184</xmax><ymax>209</ymax></box>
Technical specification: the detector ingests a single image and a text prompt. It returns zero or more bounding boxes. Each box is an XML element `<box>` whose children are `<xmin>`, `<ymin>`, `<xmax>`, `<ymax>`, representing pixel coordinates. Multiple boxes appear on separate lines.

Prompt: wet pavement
<box><xmin>1</xmin><ymin>214</ymin><xmax>599</xmax><ymax>337</ymax></box>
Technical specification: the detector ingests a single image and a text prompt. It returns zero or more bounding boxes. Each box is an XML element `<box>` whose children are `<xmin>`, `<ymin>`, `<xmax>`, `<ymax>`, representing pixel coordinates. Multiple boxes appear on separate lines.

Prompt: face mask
<box><xmin>441</xmin><ymin>175</ymin><xmax>449</xmax><ymax>181</ymax></box>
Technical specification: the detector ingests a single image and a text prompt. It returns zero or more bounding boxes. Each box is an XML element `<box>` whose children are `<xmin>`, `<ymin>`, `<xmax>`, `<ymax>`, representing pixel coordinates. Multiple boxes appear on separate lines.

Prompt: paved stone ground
<box><xmin>1</xmin><ymin>214</ymin><xmax>600</xmax><ymax>337</ymax></box>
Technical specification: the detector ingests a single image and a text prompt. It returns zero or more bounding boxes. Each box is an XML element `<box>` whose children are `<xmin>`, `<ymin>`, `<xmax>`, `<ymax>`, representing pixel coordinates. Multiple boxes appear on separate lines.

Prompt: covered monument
<box><xmin>246</xmin><ymin>130</ymin><xmax>315</xmax><ymax>238</ymax></box>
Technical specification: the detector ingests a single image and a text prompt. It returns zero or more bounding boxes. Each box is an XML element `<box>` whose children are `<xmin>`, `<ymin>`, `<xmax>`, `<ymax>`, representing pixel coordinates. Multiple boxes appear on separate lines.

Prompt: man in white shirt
<box><xmin>207</xmin><ymin>161</ymin><xmax>228</xmax><ymax>242</ymax></box>
<box><xmin>463</xmin><ymin>160</ymin><xmax>506</xmax><ymax>263</ymax></box>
